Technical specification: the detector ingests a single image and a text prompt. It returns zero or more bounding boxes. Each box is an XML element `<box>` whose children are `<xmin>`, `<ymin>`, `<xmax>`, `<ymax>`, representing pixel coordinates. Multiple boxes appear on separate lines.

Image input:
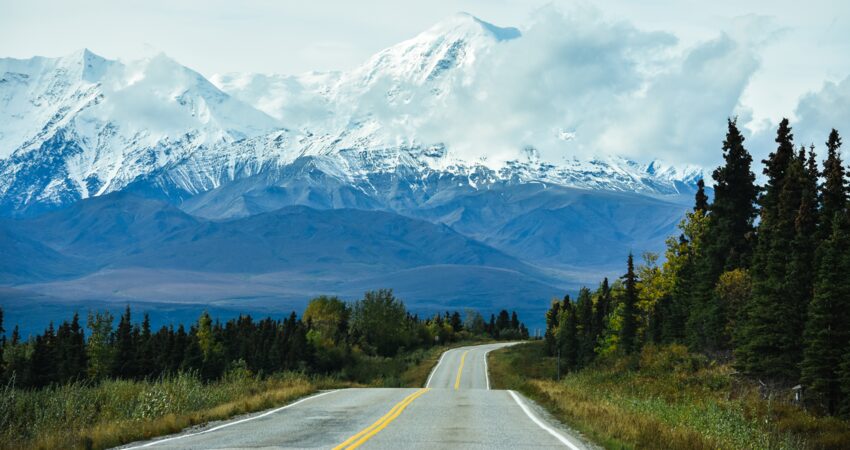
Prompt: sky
<box><xmin>2</xmin><ymin>0</ymin><xmax>849</xmax><ymax>168</ymax></box>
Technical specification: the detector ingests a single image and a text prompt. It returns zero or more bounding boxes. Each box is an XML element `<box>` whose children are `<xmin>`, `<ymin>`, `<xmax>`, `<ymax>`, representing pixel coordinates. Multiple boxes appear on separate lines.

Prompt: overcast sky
<box><xmin>2</xmin><ymin>0</ymin><xmax>849</xmax><ymax>167</ymax></box>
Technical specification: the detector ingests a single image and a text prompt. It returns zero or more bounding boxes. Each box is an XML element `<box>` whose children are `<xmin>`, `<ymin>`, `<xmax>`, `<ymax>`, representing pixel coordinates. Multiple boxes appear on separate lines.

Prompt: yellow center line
<box><xmin>454</xmin><ymin>350</ymin><xmax>469</xmax><ymax>390</ymax></box>
<box><xmin>333</xmin><ymin>388</ymin><xmax>429</xmax><ymax>450</ymax></box>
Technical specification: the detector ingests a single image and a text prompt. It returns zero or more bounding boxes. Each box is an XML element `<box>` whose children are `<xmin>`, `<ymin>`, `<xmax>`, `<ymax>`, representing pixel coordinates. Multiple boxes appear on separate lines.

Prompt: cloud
<box><xmin>394</xmin><ymin>6</ymin><xmax>767</xmax><ymax>168</ymax></box>
<box><xmin>793</xmin><ymin>75</ymin><xmax>850</xmax><ymax>150</ymax></box>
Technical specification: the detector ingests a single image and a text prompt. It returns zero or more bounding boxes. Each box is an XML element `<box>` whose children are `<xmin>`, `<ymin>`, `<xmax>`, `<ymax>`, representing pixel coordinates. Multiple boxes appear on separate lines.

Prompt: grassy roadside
<box><xmin>488</xmin><ymin>341</ymin><xmax>850</xmax><ymax>450</ymax></box>
<box><xmin>0</xmin><ymin>371</ymin><xmax>329</xmax><ymax>450</ymax></box>
<box><xmin>0</xmin><ymin>340</ymin><xmax>486</xmax><ymax>450</ymax></box>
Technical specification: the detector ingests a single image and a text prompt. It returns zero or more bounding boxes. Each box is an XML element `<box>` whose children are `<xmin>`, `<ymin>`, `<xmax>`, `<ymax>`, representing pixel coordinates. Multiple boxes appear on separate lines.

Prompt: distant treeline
<box><xmin>545</xmin><ymin>118</ymin><xmax>850</xmax><ymax>416</ymax></box>
<box><xmin>0</xmin><ymin>289</ymin><xmax>528</xmax><ymax>388</ymax></box>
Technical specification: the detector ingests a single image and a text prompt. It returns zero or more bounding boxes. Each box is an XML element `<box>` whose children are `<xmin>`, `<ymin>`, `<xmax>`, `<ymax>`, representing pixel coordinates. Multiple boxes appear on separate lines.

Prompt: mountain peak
<box><xmin>426</xmin><ymin>12</ymin><xmax>521</xmax><ymax>42</ymax></box>
<box><xmin>59</xmin><ymin>48</ymin><xmax>111</xmax><ymax>82</ymax></box>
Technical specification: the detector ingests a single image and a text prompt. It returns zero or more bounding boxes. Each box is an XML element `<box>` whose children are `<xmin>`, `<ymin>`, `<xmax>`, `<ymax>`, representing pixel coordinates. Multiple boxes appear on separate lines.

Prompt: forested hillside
<box><xmin>544</xmin><ymin>118</ymin><xmax>850</xmax><ymax>416</ymax></box>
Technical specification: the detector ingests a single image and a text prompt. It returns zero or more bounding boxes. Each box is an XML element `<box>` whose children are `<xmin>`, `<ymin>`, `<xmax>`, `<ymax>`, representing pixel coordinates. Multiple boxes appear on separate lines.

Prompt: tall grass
<box><xmin>489</xmin><ymin>342</ymin><xmax>850</xmax><ymax>450</ymax></box>
<box><xmin>0</xmin><ymin>370</ymin><xmax>320</xmax><ymax>450</ymax></box>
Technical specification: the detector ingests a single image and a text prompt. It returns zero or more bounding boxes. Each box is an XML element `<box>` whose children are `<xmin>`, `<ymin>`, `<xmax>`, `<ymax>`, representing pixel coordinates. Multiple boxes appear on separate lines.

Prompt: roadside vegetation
<box><xmin>496</xmin><ymin>119</ymin><xmax>850</xmax><ymax>449</ymax></box>
<box><xmin>490</xmin><ymin>341</ymin><xmax>850</xmax><ymax>450</ymax></box>
<box><xmin>1</xmin><ymin>371</ymin><xmax>319</xmax><ymax>450</ymax></box>
<box><xmin>0</xmin><ymin>291</ymin><xmax>528</xmax><ymax>449</ymax></box>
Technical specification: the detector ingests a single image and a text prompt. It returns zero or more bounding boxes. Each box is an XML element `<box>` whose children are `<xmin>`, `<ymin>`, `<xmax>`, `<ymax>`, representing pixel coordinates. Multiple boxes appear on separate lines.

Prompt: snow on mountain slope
<box><xmin>0</xmin><ymin>14</ymin><xmax>704</xmax><ymax>217</ymax></box>
<box><xmin>0</xmin><ymin>49</ymin><xmax>108</xmax><ymax>158</ymax></box>
<box><xmin>0</xmin><ymin>50</ymin><xmax>282</xmax><ymax>213</ymax></box>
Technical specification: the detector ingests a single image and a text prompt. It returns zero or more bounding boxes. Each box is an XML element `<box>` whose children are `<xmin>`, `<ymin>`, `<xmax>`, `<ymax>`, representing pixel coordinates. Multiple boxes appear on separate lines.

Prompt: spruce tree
<box><xmin>138</xmin><ymin>314</ymin><xmax>154</xmax><ymax>378</ymax></box>
<box><xmin>620</xmin><ymin>253</ymin><xmax>639</xmax><ymax>354</ymax></box>
<box><xmin>182</xmin><ymin>332</ymin><xmax>204</xmax><ymax>373</ymax></box>
<box><xmin>451</xmin><ymin>312</ymin><xmax>463</xmax><ymax>332</ymax></box>
<box><xmin>575</xmin><ymin>287</ymin><xmax>595</xmax><ymax>366</ymax></box>
<box><xmin>708</xmin><ymin>118</ymin><xmax>759</xmax><ymax>270</ymax></box>
<box><xmin>785</xmin><ymin>146</ymin><xmax>819</xmax><ymax>360</ymax></box>
<box><xmin>592</xmin><ymin>279</ymin><xmax>610</xmax><ymax>346</ymax></box>
<box><xmin>496</xmin><ymin>310</ymin><xmax>511</xmax><ymax>336</ymax></box>
<box><xmin>689</xmin><ymin>118</ymin><xmax>758</xmax><ymax>352</ymax></box>
<box><xmin>31</xmin><ymin>323</ymin><xmax>58</xmax><ymax>387</ymax></box>
<box><xmin>802</xmin><ymin>213</ymin><xmax>850</xmax><ymax>414</ymax></box>
<box><xmin>112</xmin><ymin>306</ymin><xmax>136</xmax><ymax>378</ymax></box>
<box><xmin>737</xmin><ymin>118</ymin><xmax>801</xmax><ymax>380</ymax></box>
<box><xmin>665</xmin><ymin>234</ymin><xmax>694</xmax><ymax>344</ymax></box>
<box><xmin>56</xmin><ymin>313</ymin><xmax>87</xmax><ymax>383</ymax></box>
<box><xmin>545</xmin><ymin>299</ymin><xmax>563</xmax><ymax>355</ymax></box>
<box><xmin>556</xmin><ymin>300</ymin><xmax>579</xmax><ymax>370</ymax></box>
<box><xmin>694</xmin><ymin>179</ymin><xmax>709</xmax><ymax>213</ymax></box>
<box><xmin>819</xmin><ymin>129</ymin><xmax>845</xmax><ymax>239</ymax></box>
<box><xmin>510</xmin><ymin>311</ymin><xmax>520</xmax><ymax>331</ymax></box>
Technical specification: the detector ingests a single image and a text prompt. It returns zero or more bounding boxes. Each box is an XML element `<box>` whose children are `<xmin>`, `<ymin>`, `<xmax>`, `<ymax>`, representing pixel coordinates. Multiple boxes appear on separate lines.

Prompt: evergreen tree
<box><xmin>819</xmin><ymin>129</ymin><xmax>845</xmax><ymax>240</ymax></box>
<box><xmin>619</xmin><ymin>253</ymin><xmax>639</xmax><ymax>354</ymax></box>
<box><xmin>488</xmin><ymin>314</ymin><xmax>496</xmax><ymax>338</ymax></box>
<box><xmin>694</xmin><ymin>179</ymin><xmax>709</xmax><ymax>213</ymax></box>
<box><xmin>450</xmin><ymin>312</ymin><xmax>463</xmax><ymax>332</ymax></box>
<box><xmin>31</xmin><ymin>323</ymin><xmax>58</xmax><ymax>387</ymax></box>
<box><xmin>510</xmin><ymin>311</ymin><xmax>520</xmax><ymax>331</ymax></box>
<box><xmin>665</xmin><ymin>235</ymin><xmax>694</xmax><ymax>344</ymax></box>
<box><xmin>802</xmin><ymin>213</ymin><xmax>850</xmax><ymax>414</ymax></box>
<box><xmin>556</xmin><ymin>300</ymin><xmax>579</xmax><ymax>370</ymax></box>
<box><xmin>112</xmin><ymin>306</ymin><xmax>137</xmax><ymax>378</ymax></box>
<box><xmin>137</xmin><ymin>314</ymin><xmax>155</xmax><ymax>378</ymax></box>
<box><xmin>56</xmin><ymin>313</ymin><xmax>87</xmax><ymax>383</ymax></box>
<box><xmin>171</xmin><ymin>325</ymin><xmax>188</xmax><ymax>373</ymax></box>
<box><xmin>591</xmin><ymin>279</ymin><xmax>611</xmax><ymax>349</ymax></box>
<box><xmin>182</xmin><ymin>332</ymin><xmax>204</xmax><ymax>373</ymax></box>
<box><xmin>544</xmin><ymin>298</ymin><xmax>564</xmax><ymax>355</ymax></box>
<box><xmin>737</xmin><ymin>118</ymin><xmax>802</xmax><ymax>380</ymax></box>
<box><xmin>785</xmin><ymin>146</ymin><xmax>819</xmax><ymax>361</ymax></box>
<box><xmin>689</xmin><ymin>118</ymin><xmax>758</xmax><ymax>352</ymax></box>
<box><xmin>708</xmin><ymin>118</ymin><xmax>759</xmax><ymax>270</ymax></box>
<box><xmin>495</xmin><ymin>310</ymin><xmax>511</xmax><ymax>336</ymax></box>
<box><xmin>575</xmin><ymin>287</ymin><xmax>595</xmax><ymax>365</ymax></box>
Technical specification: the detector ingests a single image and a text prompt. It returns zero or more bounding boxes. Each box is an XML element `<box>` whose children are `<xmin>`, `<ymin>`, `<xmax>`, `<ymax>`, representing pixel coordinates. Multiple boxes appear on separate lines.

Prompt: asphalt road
<box><xmin>119</xmin><ymin>343</ymin><xmax>593</xmax><ymax>449</ymax></box>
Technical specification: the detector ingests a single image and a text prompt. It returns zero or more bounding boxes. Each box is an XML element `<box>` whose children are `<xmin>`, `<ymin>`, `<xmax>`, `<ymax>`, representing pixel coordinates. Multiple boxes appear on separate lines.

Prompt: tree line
<box><xmin>545</xmin><ymin>118</ymin><xmax>850</xmax><ymax>416</ymax></box>
<box><xmin>0</xmin><ymin>289</ymin><xmax>528</xmax><ymax>388</ymax></box>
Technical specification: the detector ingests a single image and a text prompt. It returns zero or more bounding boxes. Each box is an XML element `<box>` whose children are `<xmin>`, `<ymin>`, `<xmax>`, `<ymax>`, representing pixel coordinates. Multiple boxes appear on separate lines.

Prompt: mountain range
<box><xmin>0</xmin><ymin>13</ymin><xmax>702</xmax><ymax>333</ymax></box>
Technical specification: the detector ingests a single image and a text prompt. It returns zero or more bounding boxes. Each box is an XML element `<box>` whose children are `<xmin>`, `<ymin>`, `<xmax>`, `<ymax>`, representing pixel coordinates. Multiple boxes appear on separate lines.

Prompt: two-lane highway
<box><xmin>120</xmin><ymin>343</ymin><xmax>593</xmax><ymax>449</ymax></box>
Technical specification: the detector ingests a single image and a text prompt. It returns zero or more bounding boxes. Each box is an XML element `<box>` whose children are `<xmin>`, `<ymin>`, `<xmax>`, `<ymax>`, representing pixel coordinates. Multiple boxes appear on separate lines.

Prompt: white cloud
<box><xmin>794</xmin><ymin>75</ymin><xmax>850</xmax><ymax>151</ymax></box>
<box><xmin>388</xmin><ymin>7</ymin><xmax>766</xmax><ymax>168</ymax></box>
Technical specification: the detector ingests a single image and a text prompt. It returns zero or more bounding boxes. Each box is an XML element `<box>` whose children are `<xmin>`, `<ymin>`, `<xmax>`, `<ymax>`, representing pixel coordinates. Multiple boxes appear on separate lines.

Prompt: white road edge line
<box><xmin>508</xmin><ymin>390</ymin><xmax>580</xmax><ymax>450</ymax></box>
<box><xmin>122</xmin><ymin>389</ymin><xmax>341</xmax><ymax>449</ymax></box>
<box><xmin>486</xmin><ymin>342</ymin><xmax>519</xmax><ymax>390</ymax></box>
<box><xmin>484</xmin><ymin>348</ymin><xmax>493</xmax><ymax>390</ymax></box>
<box><xmin>425</xmin><ymin>348</ymin><xmax>451</xmax><ymax>388</ymax></box>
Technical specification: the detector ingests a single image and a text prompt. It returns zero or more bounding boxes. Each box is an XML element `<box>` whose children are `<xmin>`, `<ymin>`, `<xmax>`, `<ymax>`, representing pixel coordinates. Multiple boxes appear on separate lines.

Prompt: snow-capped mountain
<box><xmin>0</xmin><ymin>49</ymin><xmax>281</xmax><ymax>214</ymax></box>
<box><xmin>0</xmin><ymin>13</ymin><xmax>712</xmax><ymax>334</ymax></box>
<box><xmin>0</xmin><ymin>13</ymin><xmax>703</xmax><ymax>217</ymax></box>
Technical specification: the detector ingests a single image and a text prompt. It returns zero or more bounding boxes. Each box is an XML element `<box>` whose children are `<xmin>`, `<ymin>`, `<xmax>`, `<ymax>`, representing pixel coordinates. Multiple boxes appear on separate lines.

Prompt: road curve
<box><xmin>118</xmin><ymin>342</ymin><xmax>593</xmax><ymax>449</ymax></box>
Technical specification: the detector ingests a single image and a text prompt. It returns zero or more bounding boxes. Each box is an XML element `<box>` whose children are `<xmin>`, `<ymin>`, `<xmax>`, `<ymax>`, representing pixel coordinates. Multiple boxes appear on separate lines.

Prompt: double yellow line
<box><xmin>454</xmin><ymin>350</ymin><xmax>469</xmax><ymax>390</ymax></box>
<box><xmin>333</xmin><ymin>388</ymin><xmax>430</xmax><ymax>450</ymax></box>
